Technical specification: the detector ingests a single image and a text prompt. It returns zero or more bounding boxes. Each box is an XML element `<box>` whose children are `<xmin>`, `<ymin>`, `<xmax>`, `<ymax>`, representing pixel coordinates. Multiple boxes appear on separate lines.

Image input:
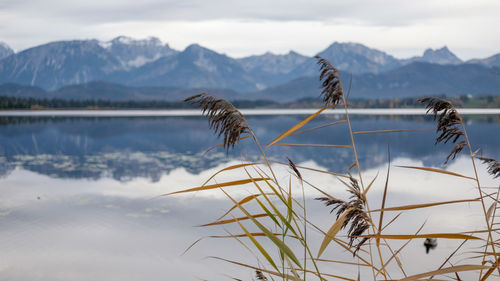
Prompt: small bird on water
<box><xmin>424</xmin><ymin>238</ymin><xmax>437</xmax><ymax>254</ymax></box>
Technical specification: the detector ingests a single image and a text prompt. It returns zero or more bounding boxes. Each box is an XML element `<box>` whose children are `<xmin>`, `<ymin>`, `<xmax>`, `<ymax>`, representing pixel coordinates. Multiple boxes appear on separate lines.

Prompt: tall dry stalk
<box><xmin>167</xmin><ymin>58</ymin><xmax>499</xmax><ymax>281</ymax></box>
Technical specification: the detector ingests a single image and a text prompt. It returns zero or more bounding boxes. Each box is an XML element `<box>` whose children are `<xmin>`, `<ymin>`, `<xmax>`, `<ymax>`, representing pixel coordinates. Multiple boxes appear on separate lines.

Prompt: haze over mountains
<box><xmin>0</xmin><ymin>36</ymin><xmax>499</xmax><ymax>101</ymax></box>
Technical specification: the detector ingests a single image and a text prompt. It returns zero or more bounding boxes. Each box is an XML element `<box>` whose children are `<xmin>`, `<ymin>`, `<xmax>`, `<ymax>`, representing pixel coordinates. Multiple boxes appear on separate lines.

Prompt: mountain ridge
<box><xmin>0</xmin><ymin>37</ymin><xmax>499</xmax><ymax>99</ymax></box>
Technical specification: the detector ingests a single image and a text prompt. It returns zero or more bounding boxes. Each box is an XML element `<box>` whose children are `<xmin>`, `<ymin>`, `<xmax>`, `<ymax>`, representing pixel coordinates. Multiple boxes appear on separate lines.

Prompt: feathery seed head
<box><xmin>185</xmin><ymin>93</ymin><xmax>249</xmax><ymax>151</ymax></box>
<box><xmin>315</xmin><ymin>56</ymin><xmax>344</xmax><ymax>107</ymax></box>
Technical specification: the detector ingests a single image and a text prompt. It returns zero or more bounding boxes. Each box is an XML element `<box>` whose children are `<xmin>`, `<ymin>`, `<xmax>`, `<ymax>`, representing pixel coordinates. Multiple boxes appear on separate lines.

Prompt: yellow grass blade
<box><xmin>221</xmin><ymin>189</ymin><xmax>303</xmax><ymax>269</ymax></box>
<box><xmin>317</xmin><ymin>209</ymin><xmax>352</xmax><ymax>258</ymax></box>
<box><xmin>217</xmin><ymin>193</ymin><xmax>268</xmax><ymax>220</ymax></box>
<box><xmin>395</xmin><ymin>264</ymin><xmax>489</xmax><ymax>281</ymax></box>
<box><xmin>377</xmin><ymin>150</ymin><xmax>391</xmax><ymax>246</ymax></box>
<box><xmin>211</xmin><ymin>233</ymin><xmax>280</xmax><ymax>238</ymax></box>
<box><xmin>298</xmin><ymin>268</ymin><xmax>355</xmax><ymax>281</ymax></box>
<box><xmin>210</xmin><ymin>257</ymin><xmax>301</xmax><ymax>281</ymax></box>
<box><xmin>353</xmin><ymin>129</ymin><xmax>428</xmax><ymax>135</ymax></box>
<box><xmin>164</xmin><ymin>178</ymin><xmax>271</xmax><ymax>196</ymax></box>
<box><xmin>487</xmin><ymin>202</ymin><xmax>497</xmax><ymax>221</ymax></box>
<box><xmin>236</xmin><ymin>219</ymin><xmax>280</xmax><ymax>271</ymax></box>
<box><xmin>382</xmin><ymin>212</ymin><xmax>403</xmax><ymax>231</ymax></box>
<box><xmin>272</xmin><ymin>160</ymin><xmax>350</xmax><ymax>179</ymax></box>
<box><xmin>370</xmin><ymin>198</ymin><xmax>480</xmax><ymax>212</ymax></box>
<box><xmin>396</xmin><ymin>165</ymin><xmax>475</xmax><ymax>180</ymax></box>
<box><xmin>254</xmin><ymin>197</ymin><xmax>281</xmax><ymax>226</ymax></box>
<box><xmin>201</xmin><ymin>162</ymin><xmax>260</xmax><ymax>187</ymax></box>
<box><xmin>203</xmin><ymin>135</ymin><xmax>250</xmax><ymax>155</ymax></box>
<box><xmin>377</xmin><ymin>221</ymin><xmax>426</xmax><ymax>277</ymax></box>
<box><xmin>267</xmin><ymin>105</ymin><xmax>333</xmax><ymax>146</ymax></box>
<box><xmin>243</xmin><ymin>169</ymin><xmax>299</xmax><ymax>236</ymax></box>
<box><xmin>200</xmin><ymin>213</ymin><xmax>269</xmax><ymax>227</ymax></box>
<box><xmin>273</xmin><ymin>143</ymin><xmax>351</xmax><ymax>148</ymax></box>
<box><xmin>358</xmin><ymin>233</ymin><xmax>481</xmax><ymax>240</ymax></box>
<box><xmin>290</xmin><ymin>120</ymin><xmax>346</xmax><ymax>136</ymax></box>
<box><xmin>314</xmin><ymin>258</ymin><xmax>371</xmax><ymax>267</ymax></box>
<box><xmin>362</xmin><ymin>172</ymin><xmax>378</xmax><ymax>198</ymax></box>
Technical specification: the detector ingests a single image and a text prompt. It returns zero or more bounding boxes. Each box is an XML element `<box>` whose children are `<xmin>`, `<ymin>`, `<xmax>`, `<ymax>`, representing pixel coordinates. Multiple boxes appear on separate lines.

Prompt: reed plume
<box><xmin>315</xmin><ymin>56</ymin><xmax>344</xmax><ymax>107</ymax></box>
<box><xmin>418</xmin><ymin>97</ymin><xmax>466</xmax><ymax>164</ymax></box>
<box><xmin>477</xmin><ymin>156</ymin><xmax>500</xmax><ymax>178</ymax></box>
<box><xmin>287</xmin><ymin>157</ymin><xmax>302</xmax><ymax>183</ymax></box>
<box><xmin>255</xmin><ymin>270</ymin><xmax>268</xmax><ymax>280</ymax></box>
<box><xmin>316</xmin><ymin>175</ymin><xmax>370</xmax><ymax>253</ymax></box>
<box><xmin>185</xmin><ymin>93</ymin><xmax>249</xmax><ymax>151</ymax></box>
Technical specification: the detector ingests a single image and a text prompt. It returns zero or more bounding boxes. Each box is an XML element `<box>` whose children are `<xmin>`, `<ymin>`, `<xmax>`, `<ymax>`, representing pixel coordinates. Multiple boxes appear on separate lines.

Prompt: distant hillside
<box><xmin>0</xmin><ymin>81</ymin><xmax>243</xmax><ymax>101</ymax></box>
<box><xmin>0</xmin><ymin>42</ymin><xmax>13</xmax><ymax>60</ymax></box>
<box><xmin>115</xmin><ymin>44</ymin><xmax>259</xmax><ymax>91</ymax></box>
<box><xmin>467</xmin><ymin>54</ymin><xmax>500</xmax><ymax>68</ymax></box>
<box><xmin>403</xmin><ymin>46</ymin><xmax>463</xmax><ymax>65</ymax></box>
<box><xmin>291</xmin><ymin>42</ymin><xmax>401</xmax><ymax>77</ymax></box>
<box><xmin>254</xmin><ymin>62</ymin><xmax>500</xmax><ymax>101</ymax></box>
<box><xmin>236</xmin><ymin>51</ymin><xmax>309</xmax><ymax>87</ymax></box>
<box><xmin>0</xmin><ymin>83</ymin><xmax>47</xmax><ymax>98</ymax></box>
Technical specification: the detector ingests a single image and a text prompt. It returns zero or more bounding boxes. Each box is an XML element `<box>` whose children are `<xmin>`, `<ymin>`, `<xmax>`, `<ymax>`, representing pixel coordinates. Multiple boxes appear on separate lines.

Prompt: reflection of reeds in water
<box><xmin>168</xmin><ymin>57</ymin><xmax>500</xmax><ymax>280</ymax></box>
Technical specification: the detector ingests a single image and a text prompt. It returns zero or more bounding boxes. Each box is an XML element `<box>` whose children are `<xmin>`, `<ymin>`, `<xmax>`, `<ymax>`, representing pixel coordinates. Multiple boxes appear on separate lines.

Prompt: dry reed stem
<box><xmin>420</xmin><ymin>97</ymin><xmax>499</xmax><ymax>279</ymax></box>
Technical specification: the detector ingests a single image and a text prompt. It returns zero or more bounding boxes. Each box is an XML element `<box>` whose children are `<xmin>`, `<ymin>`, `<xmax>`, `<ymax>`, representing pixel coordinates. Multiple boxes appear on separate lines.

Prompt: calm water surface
<box><xmin>0</xmin><ymin>112</ymin><xmax>499</xmax><ymax>280</ymax></box>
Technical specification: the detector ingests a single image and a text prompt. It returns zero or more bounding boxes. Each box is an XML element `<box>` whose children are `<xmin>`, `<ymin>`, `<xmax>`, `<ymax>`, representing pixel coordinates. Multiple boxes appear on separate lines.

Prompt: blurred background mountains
<box><xmin>0</xmin><ymin>36</ymin><xmax>499</xmax><ymax>102</ymax></box>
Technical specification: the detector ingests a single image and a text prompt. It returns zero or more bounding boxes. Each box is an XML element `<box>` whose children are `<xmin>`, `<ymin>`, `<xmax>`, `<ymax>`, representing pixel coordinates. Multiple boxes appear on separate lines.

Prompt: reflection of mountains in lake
<box><xmin>0</xmin><ymin>115</ymin><xmax>499</xmax><ymax>181</ymax></box>
<box><xmin>0</xmin><ymin>152</ymin><xmax>227</xmax><ymax>182</ymax></box>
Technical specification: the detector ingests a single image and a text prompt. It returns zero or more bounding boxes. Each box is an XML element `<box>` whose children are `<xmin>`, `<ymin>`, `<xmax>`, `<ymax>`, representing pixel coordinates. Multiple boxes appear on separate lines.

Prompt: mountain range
<box><xmin>0</xmin><ymin>36</ymin><xmax>499</xmax><ymax>101</ymax></box>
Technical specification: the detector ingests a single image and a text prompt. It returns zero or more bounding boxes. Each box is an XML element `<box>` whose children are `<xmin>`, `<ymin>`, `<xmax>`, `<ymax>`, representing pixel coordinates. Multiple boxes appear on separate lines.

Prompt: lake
<box><xmin>0</xmin><ymin>110</ymin><xmax>499</xmax><ymax>280</ymax></box>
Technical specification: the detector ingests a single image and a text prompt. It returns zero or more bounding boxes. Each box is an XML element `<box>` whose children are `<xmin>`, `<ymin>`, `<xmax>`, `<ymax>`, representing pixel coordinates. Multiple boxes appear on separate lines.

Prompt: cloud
<box><xmin>0</xmin><ymin>0</ymin><xmax>499</xmax><ymax>59</ymax></box>
<box><xmin>3</xmin><ymin>0</ymin><xmax>499</xmax><ymax>25</ymax></box>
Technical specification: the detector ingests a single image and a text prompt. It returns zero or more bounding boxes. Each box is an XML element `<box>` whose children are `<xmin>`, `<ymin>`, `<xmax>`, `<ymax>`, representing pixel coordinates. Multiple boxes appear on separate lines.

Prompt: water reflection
<box><xmin>1</xmin><ymin>115</ymin><xmax>499</xmax><ymax>181</ymax></box>
<box><xmin>0</xmin><ymin>115</ymin><xmax>499</xmax><ymax>280</ymax></box>
<box><xmin>0</xmin><ymin>156</ymin><xmax>497</xmax><ymax>280</ymax></box>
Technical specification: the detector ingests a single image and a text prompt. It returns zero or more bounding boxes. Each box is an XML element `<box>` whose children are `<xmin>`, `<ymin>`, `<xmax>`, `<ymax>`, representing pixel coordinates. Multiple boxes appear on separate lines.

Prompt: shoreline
<box><xmin>1</xmin><ymin>108</ymin><xmax>500</xmax><ymax>116</ymax></box>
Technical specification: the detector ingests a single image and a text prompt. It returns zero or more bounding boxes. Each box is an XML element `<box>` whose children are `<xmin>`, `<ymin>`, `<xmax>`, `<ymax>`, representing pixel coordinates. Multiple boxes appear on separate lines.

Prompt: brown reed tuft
<box><xmin>418</xmin><ymin>97</ymin><xmax>466</xmax><ymax>164</ymax></box>
<box><xmin>315</xmin><ymin>56</ymin><xmax>344</xmax><ymax>107</ymax></box>
<box><xmin>255</xmin><ymin>270</ymin><xmax>268</xmax><ymax>280</ymax></box>
<box><xmin>477</xmin><ymin>156</ymin><xmax>500</xmax><ymax>179</ymax></box>
<box><xmin>287</xmin><ymin>157</ymin><xmax>302</xmax><ymax>183</ymax></box>
<box><xmin>316</xmin><ymin>175</ymin><xmax>370</xmax><ymax>254</ymax></box>
<box><xmin>185</xmin><ymin>93</ymin><xmax>249</xmax><ymax>151</ymax></box>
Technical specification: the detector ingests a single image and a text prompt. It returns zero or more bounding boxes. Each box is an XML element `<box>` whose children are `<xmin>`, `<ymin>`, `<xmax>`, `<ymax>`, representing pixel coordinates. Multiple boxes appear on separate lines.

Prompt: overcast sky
<box><xmin>1</xmin><ymin>0</ymin><xmax>499</xmax><ymax>60</ymax></box>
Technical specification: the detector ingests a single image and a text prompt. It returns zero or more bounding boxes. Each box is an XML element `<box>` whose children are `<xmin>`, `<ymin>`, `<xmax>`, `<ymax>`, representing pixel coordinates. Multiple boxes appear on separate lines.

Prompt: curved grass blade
<box><xmin>315</xmin><ymin>258</ymin><xmax>371</xmax><ymax>267</ymax></box>
<box><xmin>201</xmin><ymin>162</ymin><xmax>260</xmax><ymax>187</ymax></box>
<box><xmin>317</xmin><ymin>208</ymin><xmax>352</xmax><ymax>258</ymax></box>
<box><xmin>273</xmin><ymin>143</ymin><xmax>351</xmax><ymax>148</ymax></box>
<box><xmin>362</xmin><ymin>172</ymin><xmax>379</xmax><ymax>197</ymax></box>
<box><xmin>382</xmin><ymin>212</ymin><xmax>403</xmax><ymax>232</ymax></box>
<box><xmin>370</xmin><ymin>198</ymin><xmax>480</xmax><ymax>212</ymax></box>
<box><xmin>358</xmin><ymin>233</ymin><xmax>481</xmax><ymax>240</ymax></box>
<box><xmin>396</xmin><ymin>264</ymin><xmax>489</xmax><ymax>281</ymax></box>
<box><xmin>203</xmin><ymin>136</ymin><xmax>250</xmax><ymax>155</ymax></box>
<box><xmin>220</xmin><ymin>189</ymin><xmax>303</xmax><ymax>269</ymax></box>
<box><xmin>377</xmin><ymin>147</ymin><xmax>391</xmax><ymax>247</ymax></box>
<box><xmin>272</xmin><ymin>160</ymin><xmax>350</xmax><ymax>179</ymax></box>
<box><xmin>164</xmin><ymin>178</ymin><xmax>271</xmax><ymax>196</ymax></box>
<box><xmin>200</xmin><ymin>213</ymin><xmax>269</xmax><ymax>227</ymax></box>
<box><xmin>210</xmin><ymin>257</ymin><xmax>301</xmax><ymax>281</ymax></box>
<box><xmin>236</xmin><ymin>219</ymin><xmax>279</xmax><ymax>271</ymax></box>
<box><xmin>267</xmin><ymin>105</ymin><xmax>333</xmax><ymax>147</ymax></box>
<box><xmin>396</xmin><ymin>165</ymin><xmax>475</xmax><ymax>180</ymax></box>
<box><xmin>353</xmin><ymin>129</ymin><xmax>429</xmax><ymax>135</ymax></box>
<box><xmin>290</xmin><ymin>120</ymin><xmax>347</xmax><ymax>136</ymax></box>
<box><xmin>217</xmin><ymin>193</ymin><xmax>269</xmax><ymax>220</ymax></box>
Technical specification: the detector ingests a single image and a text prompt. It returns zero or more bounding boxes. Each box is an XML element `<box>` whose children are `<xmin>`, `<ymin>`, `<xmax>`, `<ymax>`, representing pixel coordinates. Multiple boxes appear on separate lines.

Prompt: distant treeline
<box><xmin>0</xmin><ymin>95</ymin><xmax>499</xmax><ymax>109</ymax></box>
<box><xmin>291</xmin><ymin>95</ymin><xmax>500</xmax><ymax>109</ymax></box>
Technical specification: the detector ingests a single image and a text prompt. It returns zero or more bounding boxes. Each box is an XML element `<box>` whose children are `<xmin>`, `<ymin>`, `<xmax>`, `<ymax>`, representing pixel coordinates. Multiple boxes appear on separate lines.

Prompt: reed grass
<box><xmin>169</xmin><ymin>57</ymin><xmax>500</xmax><ymax>280</ymax></box>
